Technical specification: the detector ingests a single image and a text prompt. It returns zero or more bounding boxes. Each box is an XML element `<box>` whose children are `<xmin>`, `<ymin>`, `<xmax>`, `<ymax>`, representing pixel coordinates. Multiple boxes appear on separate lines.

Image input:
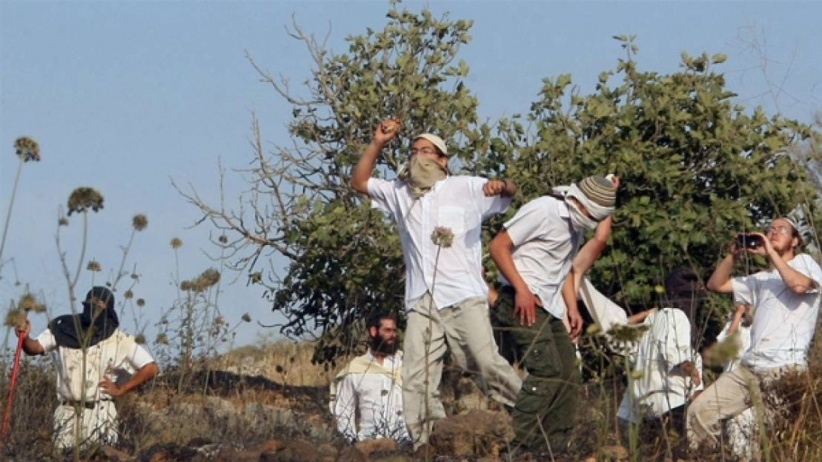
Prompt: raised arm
<box><xmin>351</xmin><ymin>119</ymin><xmax>399</xmax><ymax>194</ymax></box>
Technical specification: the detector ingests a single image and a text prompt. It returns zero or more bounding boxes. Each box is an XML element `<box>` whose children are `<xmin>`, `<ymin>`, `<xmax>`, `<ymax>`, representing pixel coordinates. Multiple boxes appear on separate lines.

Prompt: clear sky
<box><xmin>1</xmin><ymin>0</ymin><xmax>820</xmax><ymax>353</ymax></box>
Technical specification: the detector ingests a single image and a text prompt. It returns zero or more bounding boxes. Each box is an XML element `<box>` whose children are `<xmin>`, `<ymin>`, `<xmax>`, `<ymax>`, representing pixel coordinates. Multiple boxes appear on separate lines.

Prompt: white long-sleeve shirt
<box><xmin>367</xmin><ymin>176</ymin><xmax>510</xmax><ymax>310</ymax></box>
<box><xmin>331</xmin><ymin>351</ymin><xmax>409</xmax><ymax>442</ymax></box>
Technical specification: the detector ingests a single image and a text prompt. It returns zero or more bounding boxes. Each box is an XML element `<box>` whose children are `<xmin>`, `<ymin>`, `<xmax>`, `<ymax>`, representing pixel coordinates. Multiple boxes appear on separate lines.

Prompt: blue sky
<box><xmin>1</xmin><ymin>1</ymin><xmax>820</xmax><ymax>352</ymax></box>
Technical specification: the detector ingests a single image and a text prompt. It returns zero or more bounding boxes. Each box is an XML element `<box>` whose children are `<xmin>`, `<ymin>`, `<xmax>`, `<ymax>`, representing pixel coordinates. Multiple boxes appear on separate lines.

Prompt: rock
<box><xmin>263</xmin><ymin>439</ymin><xmax>319</xmax><ymax>462</ymax></box>
<box><xmin>337</xmin><ymin>446</ymin><xmax>367</xmax><ymax>462</ymax></box>
<box><xmin>429</xmin><ymin>409</ymin><xmax>512</xmax><ymax>457</ymax></box>
<box><xmin>353</xmin><ymin>438</ymin><xmax>397</xmax><ymax>456</ymax></box>
<box><xmin>101</xmin><ymin>446</ymin><xmax>131</xmax><ymax>461</ymax></box>
<box><xmin>598</xmin><ymin>444</ymin><xmax>628</xmax><ymax>461</ymax></box>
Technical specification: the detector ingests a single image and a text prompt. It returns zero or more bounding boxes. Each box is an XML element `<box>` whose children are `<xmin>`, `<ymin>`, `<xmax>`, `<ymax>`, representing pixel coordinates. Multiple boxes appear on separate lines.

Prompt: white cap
<box><xmin>413</xmin><ymin>133</ymin><xmax>448</xmax><ymax>156</ymax></box>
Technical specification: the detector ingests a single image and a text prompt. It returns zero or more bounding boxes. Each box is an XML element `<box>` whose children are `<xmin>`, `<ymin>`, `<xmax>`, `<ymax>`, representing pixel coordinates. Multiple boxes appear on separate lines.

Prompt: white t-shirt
<box><xmin>617</xmin><ymin>308</ymin><xmax>703</xmax><ymax>423</ymax></box>
<box><xmin>498</xmin><ymin>196</ymin><xmax>582</xmax><ymax>319</ymax></box>
<box><xmin>733</xmin><ymin>253</ymin><xmax>822</xmax><ymax>370</ymax></box>
<box><xmin>36</xmin><ymin>328</ymin><xmax>156</xmax><ymax>402</ymax></box>
<box><xmin>367</xmin><ymin>176</ymin><xmax>510</xmax><ymax>310</ymax></box>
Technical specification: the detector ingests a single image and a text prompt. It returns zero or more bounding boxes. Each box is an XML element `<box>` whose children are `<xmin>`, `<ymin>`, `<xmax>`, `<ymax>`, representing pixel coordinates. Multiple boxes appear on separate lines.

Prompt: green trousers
<box><xmin>491</xmin><ymin>286</ymin><xmax>580</xmax><ymax>453</ymax></box>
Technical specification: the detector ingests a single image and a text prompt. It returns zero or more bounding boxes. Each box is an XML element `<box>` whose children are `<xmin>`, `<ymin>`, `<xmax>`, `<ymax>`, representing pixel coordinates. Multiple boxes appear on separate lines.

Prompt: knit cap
<box><xmin>573</xmin><ymin>175</ymin><xmax>617</xmax><ymax>221</ymax></box>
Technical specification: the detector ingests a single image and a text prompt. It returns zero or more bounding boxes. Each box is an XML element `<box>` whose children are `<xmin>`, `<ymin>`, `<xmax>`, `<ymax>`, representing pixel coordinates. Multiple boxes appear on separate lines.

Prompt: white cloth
<box><xmin>617</xmin><ymin>308</ymin><xmax>703</xmax><ymax>424</ymax></box>
<box><xmin>579</xmin><ymin>277</ymin><xmax>629</xmax><ymax>333</ymax></box>
<box><xmin>715</xmin><ymin>321</ymin><xmax>752</xmax><ymax>373</ymax></box>
<box><xmin>498</xmin><ymin>195</ymin><xmax>582</xmax><ymax>319</ymax></box>
<box><xmin>732</xmin><ymin>253</ymin><xmax>822</xmax><ymax>370</ymax></box>
<box><xmin>331</xmin><ymin>351</ymin><xmax>409</xmax><ymax>443</ymax></box>
<box><xmin>367</xmin><ymin>176</ymin><xmax>510</xmax><ymax>310</ymax></box>
<box><xmin>715</xmin><ymin>320</ymin><xmax>755</xmax><ymax>460</ymax></box>
<box><xmin>36</xmin><ymin>328</ymin><xmax>155</xmax><ymax>448</ymax></box>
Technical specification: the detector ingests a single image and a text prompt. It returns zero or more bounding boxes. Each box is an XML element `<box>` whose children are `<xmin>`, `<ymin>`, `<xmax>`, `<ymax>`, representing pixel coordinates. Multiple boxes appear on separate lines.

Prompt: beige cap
<box><xmin>413</xmin><ymin>133</ymin><xmax>448</xmax><ymax>156</ymax></box>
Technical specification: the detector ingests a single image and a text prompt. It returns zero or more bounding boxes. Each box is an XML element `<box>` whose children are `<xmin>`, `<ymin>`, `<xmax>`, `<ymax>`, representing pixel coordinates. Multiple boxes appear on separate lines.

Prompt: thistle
<box><xmin>190</xmin><ymin>268</ymin><xmax>221</xmax><ymax>293</ymax></box>
<box><xmin>241</xmin><ymin>313</ymin><xmax>252</xmax><ymax>323</ymax></box>
<box><xmin>18</xmin><ymin>293</ymin><xmax>47</xmax><ymax>313</ymax></box>
<box><xmin>431</xmin><ymin>226</ymin><xmax>454</xmax><ymax>248</ymax></box>
<box><xmin>132</xmin><ymin>214</ymin><xmax>148</xmax><ymax>231</ymax></box>
<box><xmin>136</xmin><ymin>298</ymin><xmax>145</xmax><ymax>307</ymax></box>
<box><xmin>155</xmin><ymin>333</ymin><xmax>169</xmax><ymax>345</ymax></box>
<box><xmin>67</xmin><ymin>187</ymin><xmax>104</xmax><ymax>215</ymax></box>
<box><xmin>86</xmin><ymin>260</ymin><xmax>102</xmax><ymax>272</ymax></box>
<box><xmin>14</xmin><ymin>137</ymin><xmax>40</xmax><ymax>162</ymax></box>
<box><xmin>4</xmin><ymin>308</ymin><xmax>26</xmax><ymax>329</ymax></box>
<box><xmin>0</xmin><ymin>136</ymin><xmax>42</xmax><ymax>270</ymax></box>
<box><xmin>170</xmin><ymin>237</ymin><xmax>183</xmax><ymax>249</ymax></box>
<box><xmin>123</xmin><ymin>290</ymin><xmax>134</xmax><ymax>300</ymax></box>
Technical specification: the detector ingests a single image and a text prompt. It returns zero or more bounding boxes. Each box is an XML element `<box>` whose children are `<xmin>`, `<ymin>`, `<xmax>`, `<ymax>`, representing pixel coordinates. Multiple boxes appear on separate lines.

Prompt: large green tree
<box><xmin>183</xmin><ymin>9</ymin><xmax>818</xmax><ymax>363</ymax></box>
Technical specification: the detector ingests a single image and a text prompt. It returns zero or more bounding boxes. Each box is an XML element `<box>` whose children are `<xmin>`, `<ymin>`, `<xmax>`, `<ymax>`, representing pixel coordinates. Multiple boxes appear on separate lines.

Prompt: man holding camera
<box><xmin>687</xmin><ymin>217</ymin><xmax>822</xmax><ymax>454</ymax></box>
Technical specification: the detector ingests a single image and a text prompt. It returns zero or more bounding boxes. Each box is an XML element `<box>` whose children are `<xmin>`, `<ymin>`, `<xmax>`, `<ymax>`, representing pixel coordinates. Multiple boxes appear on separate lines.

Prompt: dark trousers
<box><xmin>491</xmin><ymin>286</ymin><xmax>580</xmax><ymax>453</ymax></box>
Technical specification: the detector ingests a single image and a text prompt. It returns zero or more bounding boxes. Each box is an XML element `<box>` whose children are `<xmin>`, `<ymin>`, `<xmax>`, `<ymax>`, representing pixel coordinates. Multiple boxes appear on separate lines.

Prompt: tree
<box><xmin>179</xmin><ymin>6</ymin><xmax>502</xmax><ymax>364</ymax></box>
<box><xmin>483</xmin><ymin>37</ymin><xmax>818</xmax><ymax>342</ymax></box>
<box><xmin>183</xmin><ymin>10</ymin><xmax>819</xmax><ymax>363</ymax></box>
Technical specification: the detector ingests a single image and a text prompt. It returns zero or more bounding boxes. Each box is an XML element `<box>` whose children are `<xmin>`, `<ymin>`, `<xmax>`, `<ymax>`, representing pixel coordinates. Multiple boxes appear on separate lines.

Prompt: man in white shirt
<box><xmin>688</xmin><ymin>217</ymin><xmax>822</xmax><ymax>452</ymax></box>
<box><xmin>617</xmin><ymin>267</ymin><xmax>705</xmax><ymax>434</ymax></box>
<box><xmin>488</xmin><ymin>175</ymin><xmax>618</xmax><ymax>455</ymax></box>
<box><xmin>17</xmin><ymin>286</ymin><xmax>159</xmax><ymax>450</ymax></box>
<box><xmin>350</xmin><ymin>119</ymin><xmax>522</xmax><ymax>448</ymax></box>
<box><xmin>330</xmin><ymin>313</ymin><xmax>409</xmax><ymax>443</ymax></box>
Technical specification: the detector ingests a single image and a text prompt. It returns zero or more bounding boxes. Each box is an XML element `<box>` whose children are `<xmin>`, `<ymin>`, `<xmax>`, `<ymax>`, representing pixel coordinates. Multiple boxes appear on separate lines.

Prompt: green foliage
<box><xmin>483</xmin><ymin>36</ymin><xmax>817</xmax><ymax>316</ymax></box>
<box><xmin>198</xmin><ymin>9</ymin><xmax>819</xmax><ymax>364</ymax></box>
<box><xmin>252</xmin><ymin>5</ymin><xmax>498</xmax><ymax>363</ymax></box>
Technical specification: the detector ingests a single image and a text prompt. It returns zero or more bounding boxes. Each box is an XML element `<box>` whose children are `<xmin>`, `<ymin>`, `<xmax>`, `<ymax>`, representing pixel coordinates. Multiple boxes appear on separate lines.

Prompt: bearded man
<box><xmin>330</xmin><ymin>313</ymin><xmax>408</xmax><ymax>443</ymax></box>
<box><xmin>350</xmin><ymin>120</ymin><xmax>522</xmax><ymax>448</ymax></box>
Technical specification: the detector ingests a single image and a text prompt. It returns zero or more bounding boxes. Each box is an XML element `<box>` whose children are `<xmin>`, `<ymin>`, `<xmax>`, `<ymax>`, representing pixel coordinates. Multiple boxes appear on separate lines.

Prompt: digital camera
<box><xmin>736</xmin><ymin>233</ymin><xmax>763</xmax><ymax>249</ymax></box>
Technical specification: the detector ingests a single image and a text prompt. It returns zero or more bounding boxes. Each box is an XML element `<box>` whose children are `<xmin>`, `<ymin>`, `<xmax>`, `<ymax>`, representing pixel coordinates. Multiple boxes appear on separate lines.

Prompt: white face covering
<box><xmin>567</xmin><ymin>200</ymin><xmax>598</xmax><ymax>232</ymax></box>
<box><xmin>398</xmin><ymin>155</ymin><xmax>447</xmax><ymax>198</ymax></box>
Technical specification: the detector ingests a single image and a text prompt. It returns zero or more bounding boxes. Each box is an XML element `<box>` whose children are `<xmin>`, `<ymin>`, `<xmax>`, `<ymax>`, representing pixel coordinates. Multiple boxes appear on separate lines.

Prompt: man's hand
<box><xmin>567</xmin><ymin>305</ymin><xmax>583</xmax><ymax>338</ymax></box>
<box><xmin>15</xmin><ymin>318</ymin><xmax>31</xmax><ymax>339</ymax></box>
<box><xmin>745</xmin><ymin>231</ymin><xmax>773</xmax><ymax>257</ymax></box>
<box><xmin>607</xmin><ymin>173</ymin><xmax>620</xmax><ymax>190</ymax></box>
<box><xmin>514</xmin><ymin>290</ymin><xmax>541</xmax><ymax>326</ymax></box>
<box><xmin>678</xmin><ymin>360</ymin><xmax>701</xmax><ymax>387</ymax></box>
<box><xmin>99</xmin><ymin>376</ymin><xmax>124</xmax><ymax>398</ymax></box>
<box><xmin>482</xmin><ymin>179</ymin><xmax>506</xmax><ymax>197</ymax></box>
<box><xmin>373</xmin><ymin>118</ymin><xmax>400</xmax><ymax>146</ymax></box>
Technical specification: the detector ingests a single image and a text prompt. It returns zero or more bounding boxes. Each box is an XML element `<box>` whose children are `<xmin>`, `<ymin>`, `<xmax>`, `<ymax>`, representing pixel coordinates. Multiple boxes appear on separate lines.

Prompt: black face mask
<box><xmin>49</xmin><ymin>286</ymin><xmax>119</xmax><ymax>349</ymax></box>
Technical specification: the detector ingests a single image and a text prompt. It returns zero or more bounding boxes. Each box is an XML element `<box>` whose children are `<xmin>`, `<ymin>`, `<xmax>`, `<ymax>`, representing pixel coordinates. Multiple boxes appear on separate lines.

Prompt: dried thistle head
<box><xmin>431</xmin><ymin>226</ymin><xmax>454</xmax><ymax>248</ymax></box>
<box><xmin>14</xmin><ymin>136</ymin><xmax>40</xmax><ymax>162</ymax></box>
<box><xmin>67</xmin><ymin>187</ymin><xmax>104</xmax><ymax>215</ymax></box>
<box><xmin>134</xmin><ymin>333</ymin><xmax>146</xmax><ymax>345</ymax></box>
<box><xmin>18</xmin><ymin>293</ymin><xmax>46</xmax><ymax>313</ymax></box>
<box><xmin>155</xmin><ymin>333</ymin><xmax>169</xmax><ymax>345</ymax></box>
<box><xmin>180</xmin><ymin>280</ymin><xmax>193</xmax><ymax>291</ymax></box>
<box><xmin>248</xmin><ymin>272</ymin><xmax>262</xmax><ymax>285</ymax></box>
<box><xmin>58</xmin><ymin>217</ymin><xmax>69</xmax><ymax>227</ymax></box>
<box><xmin>132</xmin><ymin>214</ymin><xmax>148</xmax><ymax>231</ymax></box>
<box><xmin>123</xmin><ymin>290</ymin><xmax>134</xmax><ymax>300</ymax></box>
<box><xmin>218</xmin><ymin>234</ymin><xmax>228</xmax><ymax>244</ymax></box>
<box><xmin>170</xmin><ymin>237</ymin><xmax>183</xmax><ymax>249</ymax></box>
<box><xmin>4</xmin><ymin>308</ymin><xmax>27</xmax><ymax>329</ymax></box>
<box><xmin>136</xmin><ymin>298</ymin><xmax>145</xmax><ymax>307</ymax></box>
<box><xmin>189</xmin><ymin>268</ymin><xmax>221</xmax><ymax>293</ymax></box>
<box><xmin>241</xmin><ymin>313</ymin><xmax>251</xmax><ymax>323</ymax></box>
<box><xmin>87</xmin><ymin>260</ymin><xmax>102</xmax><ymax>272</ymax></box>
